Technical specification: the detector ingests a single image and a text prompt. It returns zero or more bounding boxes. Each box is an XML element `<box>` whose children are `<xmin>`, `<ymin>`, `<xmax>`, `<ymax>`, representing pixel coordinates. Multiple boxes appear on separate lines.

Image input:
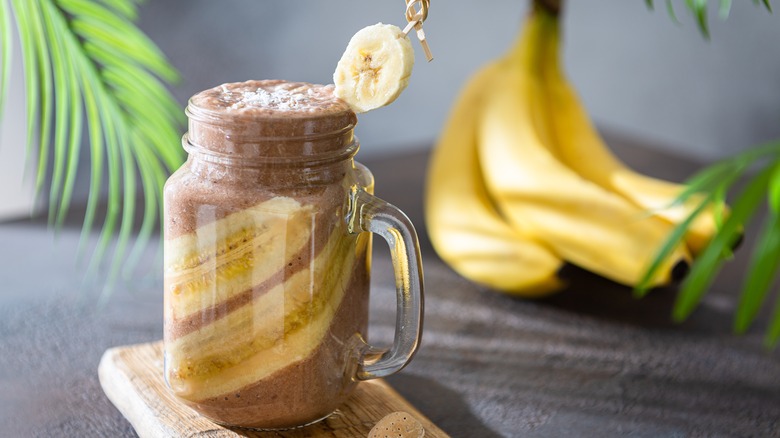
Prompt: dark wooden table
<box><xmin>1</xmin><ymin>133</ymin><xmax>779</xmax><ymax>437</ymax></box>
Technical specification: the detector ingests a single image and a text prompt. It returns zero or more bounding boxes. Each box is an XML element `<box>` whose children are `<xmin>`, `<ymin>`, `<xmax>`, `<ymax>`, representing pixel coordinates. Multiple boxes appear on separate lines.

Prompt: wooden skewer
<box><xmin>403</xmin><ymin>0</ymin><xmax>433</xmax><ymax>62</ymax></box>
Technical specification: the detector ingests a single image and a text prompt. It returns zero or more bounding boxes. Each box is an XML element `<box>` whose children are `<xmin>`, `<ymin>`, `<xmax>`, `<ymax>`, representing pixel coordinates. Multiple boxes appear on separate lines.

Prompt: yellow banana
<box><xmin>477</xmin><ymin>10</ymin><xmax>691</xmax><ymax>287</ymax></box>
<box><xmin>425</xmin><ymin>61</ymin><xmax>566</xmax><ymax>297</ymax></box>
<box><xmin>538</xmin><ymin>11</ymin><xmax>721</xmax><ymax>255</ymax></box>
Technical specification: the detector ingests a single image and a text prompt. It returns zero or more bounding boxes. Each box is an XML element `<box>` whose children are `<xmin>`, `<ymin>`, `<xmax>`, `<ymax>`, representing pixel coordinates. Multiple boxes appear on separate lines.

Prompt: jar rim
<box><xmin>184</xmin><ymin>80</ymin><xmax>358</xmax><ymax>162</ymax></box>
<box><xmin>182</xmin><ymin>133</ymin><xmax>360</xmax><ymax>167</ymax></box>
<box><xmin>185</xmin><ymin>100</ymin><xmax>357</xmax><ymax>125</ymax></box>
<box><xmin>185</xmin><ymin>104</ymin><xmax>357</xmax><ymax>142</ymax></box>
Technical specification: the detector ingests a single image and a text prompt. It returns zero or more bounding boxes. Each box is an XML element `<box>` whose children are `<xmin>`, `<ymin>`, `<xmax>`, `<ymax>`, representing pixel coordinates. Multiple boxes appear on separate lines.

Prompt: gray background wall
<box><xmin>137</xmin><ymin>0</ymin><xmax>780</xmax><ymax>160</ymax></box>
<box><xmin>1</xmin><ymin>0</ymin><xmax>779</xmax><ymax>219</ymax></box>
<box><xmin>0</xmin><ymin>18</ymin><xmax>34</xmax><ymax>219</ymax></box>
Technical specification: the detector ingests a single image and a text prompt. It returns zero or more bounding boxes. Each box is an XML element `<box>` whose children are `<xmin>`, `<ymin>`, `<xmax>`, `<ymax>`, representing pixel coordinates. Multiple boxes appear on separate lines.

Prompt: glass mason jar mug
<box><xmin>162</xmin><ymin>80</ymin><xmax>424</xmax><ymax>430</ymax></box>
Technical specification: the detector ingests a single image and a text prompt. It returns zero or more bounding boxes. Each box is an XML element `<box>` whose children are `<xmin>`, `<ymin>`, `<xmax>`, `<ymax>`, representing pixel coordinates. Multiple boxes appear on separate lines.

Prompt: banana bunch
<box><xmin>425</xmin><ymin>5</ymin><xmax>724</xmax><ymax>296</ymax></box>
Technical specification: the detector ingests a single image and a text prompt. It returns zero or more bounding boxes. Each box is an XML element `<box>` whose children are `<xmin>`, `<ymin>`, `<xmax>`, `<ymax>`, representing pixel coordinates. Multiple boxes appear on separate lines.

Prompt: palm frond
<box><xmin>638</xmin><ymin>142</ymin><xmax>780</xmax><ymax>345</ymax></box>
<box><xmin>767</xmin><ymin>292</ymin><xmax>780</xmax><ymax>346</ymax></box>
<box><xmin>734</xmin><ymin>209</ymin><xmax>780</xmax><ymax>333</ymax></box>
<box><xmin>673</xmin><ymin>164</ymin><xmax>774</xmax><ymax>321</ymax></box>
<box><xmin>719</xmin><ymin>0</ymin><xmax>733</xmax><ymax>19</ymax></box>
<box><xmin>66</xmin><ymin>1</ymin><xmax>177</xmax><ymax>82</ymax></box>
<box><xmin>769</xmin><ymin>164</ymin><xmax>780</xmax><ymax>213</ymax></box>
<box><xmin>77</xmin><ymin>64</ymin><xmax>104</xmax><ymax>255</ymax></box>
<box><xmin>648</xmin><ymin>0</ymin><xmax>772</xmax><ymax>37</ymax></box>
<box><xmin>15</xmin><ymin>0</ymin><xmax>55</xmax><ymax>198</ymax></box>
<box><xmin>756</xmin><ymin>0</ymin><xmax>773</xmax><ymax>13</ymax></box>
<box><xmin>689</xmin><ymin>0</ymin><xmax>710</xmax><ymax>39</ymax></box>
<box><xmin>635</xmin><ymin>193</ymin><xmax>714</xmax><ymax>296</ymax></box>
<box><xmin>40</xmin><ymin>0</ymin><xmax>84</xmax><ymax>227</ymax></box>
<box><xmin>124</xmin><ymin>132</ymin><xmax>165</xmax><ymax>278</ymax></box>
<box><xmin>667</xmin><ymin>0</ymin><xmax>682</xmax><ymax>24</ymax></box>
<box><xmin>2</xmin><ymin>0</ymin><xmax>184</xmax><ymax>295</ymax></box>
<box><xmin>9</xmin><ymin>1</ymin><xmax>36</xmax><ymax>184</ymax></box>
<box><xmin>97</xmin><ymin>0</ymin><xmax>138</xmax><ymax>20</ymax></box>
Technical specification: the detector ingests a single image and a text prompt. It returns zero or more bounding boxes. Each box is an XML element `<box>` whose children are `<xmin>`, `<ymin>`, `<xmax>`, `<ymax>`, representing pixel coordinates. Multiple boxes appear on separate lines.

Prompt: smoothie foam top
<box><xmin>190</xmin><ymin>80</ymin><xmax>353</xmax><ymax>118</ymax></box>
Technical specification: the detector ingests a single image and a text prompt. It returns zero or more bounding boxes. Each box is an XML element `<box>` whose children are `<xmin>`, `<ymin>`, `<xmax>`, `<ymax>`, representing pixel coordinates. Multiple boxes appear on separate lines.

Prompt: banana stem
<box><xmin>534</xmin><ymin>0</ymin><xmax>562</xmax><ymax>16</ymax></box>
<box><xmin>506</xmin><ymin>0</ymin><xmax>561</xmax><ymax>77</ymax></box>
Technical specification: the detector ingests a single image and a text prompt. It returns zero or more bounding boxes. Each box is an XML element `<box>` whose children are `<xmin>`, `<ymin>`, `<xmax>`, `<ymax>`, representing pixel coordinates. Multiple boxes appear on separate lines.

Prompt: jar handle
<box><xmin>347</xmin><ymin>187</ymin><xmax>424</xmax><ymax>380</ymax></box>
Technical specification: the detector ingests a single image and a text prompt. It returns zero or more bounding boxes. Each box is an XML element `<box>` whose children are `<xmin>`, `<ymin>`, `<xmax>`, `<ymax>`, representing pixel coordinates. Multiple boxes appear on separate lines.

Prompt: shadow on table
<box><xmin>387</xmin><ymin>374</ymin><xmax>503</xmax><ymax>438</ymax></box>
<box><xmin>537</xmin><ymin>263</ymin><xmax>731</xmax><ymax>334</ymax></box>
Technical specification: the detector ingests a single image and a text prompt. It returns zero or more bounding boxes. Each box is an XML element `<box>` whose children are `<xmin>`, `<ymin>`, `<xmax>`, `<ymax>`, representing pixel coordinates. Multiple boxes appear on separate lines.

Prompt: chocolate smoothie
<box><xmin>163</xmin><ymin>80</ymin><xmax>372</xmax><ymax>429</ymax></box>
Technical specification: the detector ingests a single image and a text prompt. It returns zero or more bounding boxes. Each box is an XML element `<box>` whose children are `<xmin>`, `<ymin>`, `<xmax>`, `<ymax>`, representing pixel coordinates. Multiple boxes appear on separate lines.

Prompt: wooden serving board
<box><xmin>98</xmin><ymin>342</ymin><xmax>449</xmax><ymax>437</ymax></box>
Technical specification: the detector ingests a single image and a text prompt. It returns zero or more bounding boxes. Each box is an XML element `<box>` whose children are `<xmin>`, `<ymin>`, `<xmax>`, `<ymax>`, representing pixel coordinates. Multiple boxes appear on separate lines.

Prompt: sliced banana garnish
<box><xmin>333</xmin><ymin>23</ymin><xmax>415</xmax><ymax>113</ymax></box>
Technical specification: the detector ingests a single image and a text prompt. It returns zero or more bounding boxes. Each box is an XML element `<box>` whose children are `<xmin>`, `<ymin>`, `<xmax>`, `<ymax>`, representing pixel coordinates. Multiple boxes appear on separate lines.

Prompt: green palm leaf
<box><xmin>647</xmin><ymin>0</ymin><xmax>772</xmax><ymax>37</ymax></box>
<box><xmin>667</xmin><ymin>0</ymin><xmax>682</xmax><ymax>24</ymax></box>
<box><xmin>11</xmin><ymin>2</ymin><xmax>37</xmax><ymax>184</ymax></box>
<box><xmin>1</xmin><ymin>0</ymin><xmax>184</xmax><ymax>295</ymax></box>
<box><xmin>734</xmin><ymin>209</ymin><xmax>780</xmax><ymax>333</ymax></box>
<box><xmin>768</xmin><ymin>289</ymin><xmax>780</xmax><ymax>346</ymax></box>
<box><xmin>719</xmin><ymin>0</ymin><xmax>733</xmax><ymax>19</ymax></box>
<box><xmin>639</xmin><ymin>142</ymin><xmax>780</xmax><ymax>345</ymax></box>
<box><xmin>673</xmin><ymin>164</ymin><xmax>775</xmax><ymax>322</ymax></box>
<box><xmin>41</xmin><ymin>0</ymin><xmax>84</xmax><ymax>228</ymax></box>
<box><xmin>635</xmin><ymin>193</ymin><xmax>715</xmax><ymax>296</ymax></box>
<box><xmin>98</xmin><ymin>0</ymin><xmax>139</xmax><ymax>20</ymax></box>
<box><xmin>16</xmin><ymin>0</ymin><xmax>55</xmax><ymax>197</ymax></box>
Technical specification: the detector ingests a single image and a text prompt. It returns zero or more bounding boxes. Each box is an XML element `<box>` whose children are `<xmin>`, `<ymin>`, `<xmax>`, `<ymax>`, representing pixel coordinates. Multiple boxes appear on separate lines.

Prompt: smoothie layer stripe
<box><xmin>165</xmin><ymin>196</ymin><xmax>307</xmax><ymax>257</ymax></box>
<box><xmin>165</xmin><ymin>202</ymin><xmax>319</xmax><ymax>318</ymax></box>
<box><xmin>166</xmin><ymin>229</ymin><xmax>354</xmax><ymax>375</ymax></box>
<box><xmin>169</xmin><ymin>235</ymin><xmax>368</xmax><ymax>400</ymax></box>
<box><xmin>193</xmin><ymin>257</ymin><xmax>367</xmax><ymax>408</ymax></box>
<box><xmin>166</xmin><ymin>231</ymin><xmax>313</xmax><ymax>340</ymax></box>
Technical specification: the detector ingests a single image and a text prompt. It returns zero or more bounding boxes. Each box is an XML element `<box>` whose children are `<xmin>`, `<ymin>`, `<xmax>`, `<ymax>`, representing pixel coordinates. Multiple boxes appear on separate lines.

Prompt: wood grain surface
<box><xmin>98</xmin><ymin>342</ymin><xmax>448</xmax><ymax>437</ymax></box>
